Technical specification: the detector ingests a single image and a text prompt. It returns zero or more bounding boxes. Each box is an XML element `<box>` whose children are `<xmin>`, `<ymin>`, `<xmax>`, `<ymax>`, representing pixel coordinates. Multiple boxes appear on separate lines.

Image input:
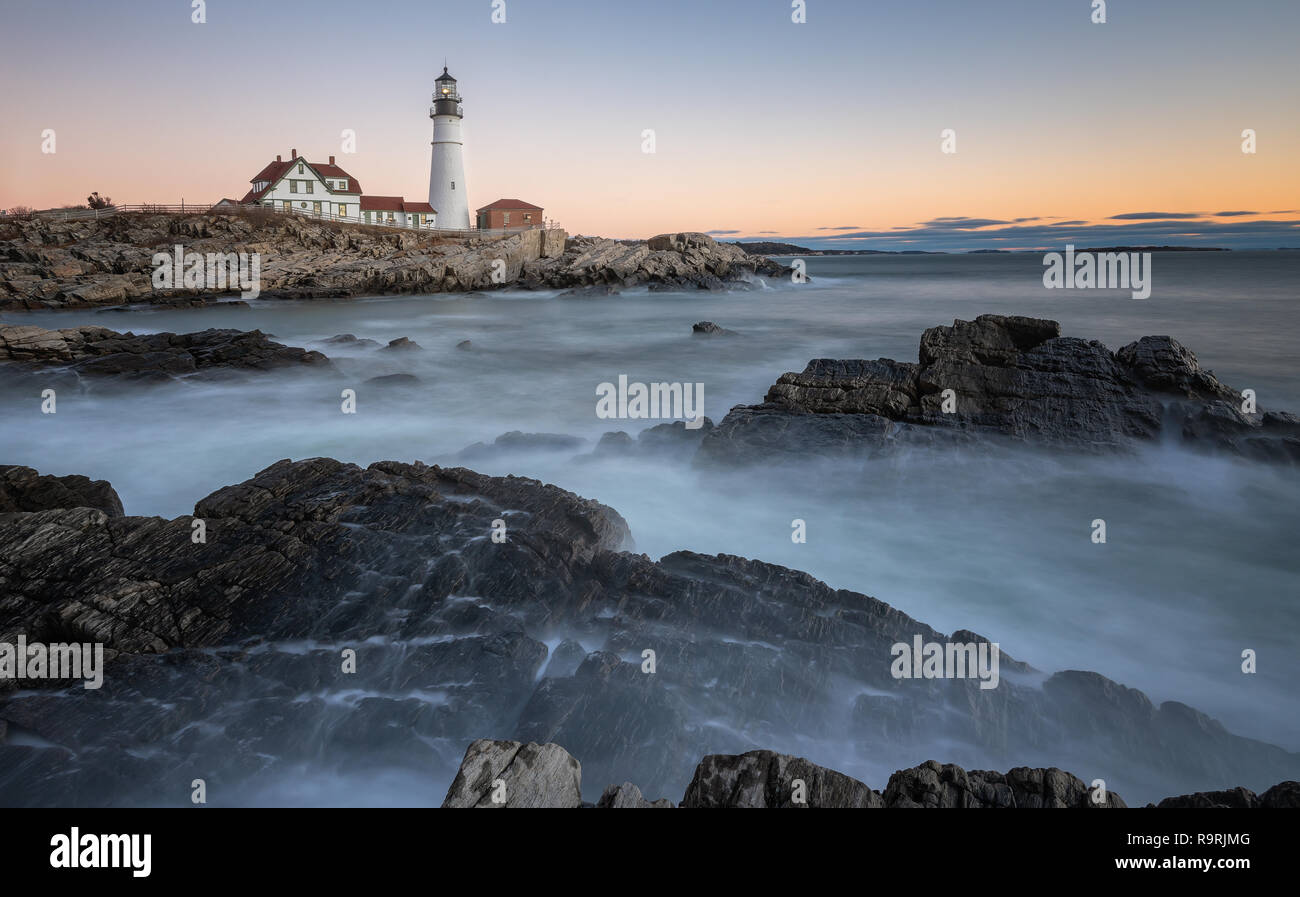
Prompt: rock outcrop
<box><xmin>681</xmin><ymin>750</ymin><xmax>884</xmax><ymax>808</ymax></box>
<box><xmin>692</xmin><ymin>321</ymin><xmax>737</xmax><ymax>336</ymax></box>
<box><xmin>0</xmin><ymin>213</ymin><xmax>786</xmax><ymax>310</ymax></box>
<box><xmin>699</xmin><ymin>314</ymin><xmax>1300</xmax><ymax>465</ymax></box>
<box><xmin>440</xmin><ymin>739</ymin><xmax>582</xmax><ymax>808</ymax></box>
<box><xmin>440</xmin><ymin>742</ymin><xmax>1299</xmax><ymax>808</ymax></box>
<box><xmin>0</xmin><ymin>322</ymin><xmax>327</xmax><ymax>381</ymax></box>
<box><xmin>0</xmin><ymin>465</ymin><xmax>124</xmax><ymax>517</ymax></box>
<box><xmin>0</xmin><ymin>459</ymin><xmax>1295</xmax><ymax>806</ymax></box>
<box><xmin>882</xmin><ymin>760</ymin><xmax>1124</xmax><ymax>808</ymax></box>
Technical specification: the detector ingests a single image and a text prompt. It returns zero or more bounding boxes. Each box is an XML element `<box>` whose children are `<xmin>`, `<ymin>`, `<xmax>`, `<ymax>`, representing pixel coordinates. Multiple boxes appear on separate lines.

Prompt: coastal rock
<box><xmin>382</xmin><ymin>337</ymin><xmax>421</xmax><ymax>351</ymax></box>
<box><xmin>699</xmin><ymin>314</ymin><xmax>1300</xmax><ymax>464</ymax></box>
<box><xmin>681</xmin><ymin>750</ymin><xmax>884</xmax><ymax>808</ymax></box>
<box><xmin>883</xmin><ymin>760</ymin><xmax>1125</xmax><ymax>808</ymax></box>
<box><xmin>441</xmin><ymin>739</ymin><xmax>582</xmax><ymax>808</ymax></box>
<box><xmin>0</xmin><ymin>213</ymin><xmax>787</xmax><ymax>310</ymax></box>
<box><xmin>1152</xmin><ymin>786</ymin><xmax>1259</xmax><ymax>809</ymax></box>
<box><xmin>0</xmin><ymin>465</ymin><xmax>124</xmax><ymax>517</ymax></box>
<box><xmin>0</xmin><ymin>459</ymin><xmax>1295</xmax><ymax>805</ymax></box>
<box><xmin>692</xmin><ymin>321</ymin><xmax>737</xmax><ymax>336</ymax></box>
<box><xmin>592</xmin><ymin>418</ymin><xmax>715</xmax><ymax>458</ymax></box>
<box><xmin>323</xmin><ymin>333</ymin><xmax>380</xmax><ymax>348</ymax></box>
<box><xmin>596</xmin><ymin>782</ymin><xmax>674</xmax><ymax>808</ymax></box>
<box><xmin>456</xmin><ymin>431</ymin><xmax>587</xmax><ymax>462</ymax></box>
<box><xmin>0</xmin><ymin>322</ymin><xmax>328</xmax><ymax>381</ymax></box>
<box><xmin>440</xmin><ymin>744</ymin><xmax>1299</xmax><ymax>808</ymax></box>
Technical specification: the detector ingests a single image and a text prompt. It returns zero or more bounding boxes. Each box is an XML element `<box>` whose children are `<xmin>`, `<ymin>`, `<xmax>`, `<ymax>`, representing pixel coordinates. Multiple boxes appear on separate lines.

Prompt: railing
<box><xmin>9</xmin><ymin>202</ymin><xmax>560</xmax><ymax>238</ymax></box>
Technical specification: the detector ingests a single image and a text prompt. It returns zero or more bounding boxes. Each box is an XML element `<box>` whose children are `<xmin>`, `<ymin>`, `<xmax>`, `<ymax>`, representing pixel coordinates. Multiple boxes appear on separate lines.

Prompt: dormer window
<box><xmin>338</xmin><ymin>179</ymin><xmax>347</xmax><ymax>190</ymax></box>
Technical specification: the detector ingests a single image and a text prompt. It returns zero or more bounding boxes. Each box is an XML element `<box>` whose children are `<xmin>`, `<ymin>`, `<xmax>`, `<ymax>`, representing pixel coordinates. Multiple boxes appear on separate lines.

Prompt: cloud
<box><xmin>1108</xmin><ymin>212</ymin><xmax>1203</xmax><ymax>220</ymax></box>
<box><xmin>705</xmin><ymin>229</ymin><xmax>740</xmax><ymax>235</ymax></box>
<box><xmin>816</xmin><ymin>225</ymin><xmax>862</xmax><ymax>230</ymax></box>
<box><xmin>1214</xmin><ymin>211</ymin><xmax>1258</xmax><ymax>217</ymax></box>
<box><xmin>916</xmin><ymin>217</ymin><xmax>1009</xmax><ymax>228</ymax></box>
<box><xmin>782</xmin><ymin>215</ymin><xmax>1300</xmax><ymax>252</ymax></box>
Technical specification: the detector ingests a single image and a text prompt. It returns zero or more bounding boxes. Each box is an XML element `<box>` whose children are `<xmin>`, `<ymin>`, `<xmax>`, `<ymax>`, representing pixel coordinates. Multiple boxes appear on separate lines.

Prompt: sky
<box><xmin>1</xmin><ymin>0</ymin><xmax>1297</xmax><ymax>250</ymax></box>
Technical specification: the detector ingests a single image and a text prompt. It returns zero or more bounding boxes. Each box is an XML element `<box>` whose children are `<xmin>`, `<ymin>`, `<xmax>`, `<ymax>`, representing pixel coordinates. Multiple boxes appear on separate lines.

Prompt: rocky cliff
<box><xmin>0</xmin><ymin>211</ymin><xmax>787</xmax><ymax>310</ymax></box>
<box><xmin>0</xmin><ymin>458</ymin><xmax>1294</xmax><ymax>805</ymax></box>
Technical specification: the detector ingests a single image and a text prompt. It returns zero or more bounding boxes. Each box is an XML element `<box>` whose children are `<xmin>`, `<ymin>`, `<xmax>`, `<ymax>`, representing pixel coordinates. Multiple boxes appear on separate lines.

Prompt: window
<box><xmin>338</xmin><ymin>179</ymin><xmax>347</xmax><ymax>190</ymax></box>
<box><xmin>337</xmin><ymin>204</ymin><xmax>347</xmax><ymax>216</ymax></box>
<box><xmin>305</xmin><ymin>180</ymin><xmax>313</xmax><ymax>194</ymax></box>
<box><xmin>298</xmin><ymin>162</ymin><xmax>304</xmax><ymax>174</ymax></box>
<box><xmin>524</xmin><ymin>214</ymin><xmax>532</xmax><ymax>223</ymax></box>
<box><xmin>281</xmin><ymin>201</ymin><xmax>290</xmax><ymax>211</ymax></box>
<box><xmin>503</xmin><ymin>212</ymin><xmax>510</xmax><ymax>225</ymax></box>
<box><xmin>365</xmin><ymin>211</ymin><xmax>371</xmax><ymax>223</ymax></box>
<box><xmin>290</xmin><ymin>181</ymin><xmax>298</xmax><ymax>193</ymax></box>
<box><xmin>451</xmin><ymin>181</ymin><xmax>455</xmax><ymax>190</ymax></box>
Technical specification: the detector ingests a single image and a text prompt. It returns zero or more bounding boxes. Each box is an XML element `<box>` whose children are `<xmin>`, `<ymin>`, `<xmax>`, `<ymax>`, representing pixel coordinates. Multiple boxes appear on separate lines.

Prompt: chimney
<box><xmin>276</xmin><ymin>154</ymin><xmax>282</xmax><ymax>162</ymax></box>
<box><xmin>291</xmin><ymin>148</ymin><xmax>297</xmax><ymax>160</ymax></box>
<box><xmin>329</xmin><ymin>155</ymin><xmax>335</xmax><ymax>165</ymax></box>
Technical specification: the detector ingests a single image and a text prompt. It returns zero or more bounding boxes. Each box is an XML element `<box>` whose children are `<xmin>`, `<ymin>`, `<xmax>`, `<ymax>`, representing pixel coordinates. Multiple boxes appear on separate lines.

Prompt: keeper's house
<box><xmin>475</xmin><ymin>198</ymin><xmax>543</xmax><ymax>230</ymax></box>
<box><xmin>237</xmin><ymin>149</ymin><xmax>435</xmax><ymax>228</ymax></box>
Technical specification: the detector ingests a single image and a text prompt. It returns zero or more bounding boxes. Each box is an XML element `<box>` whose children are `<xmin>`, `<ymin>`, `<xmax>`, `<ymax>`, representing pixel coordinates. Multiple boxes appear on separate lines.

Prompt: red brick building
<box><xmin>476</xmin><ymin>198</ymin><xmax>543</xmax><ymax>230</ymax></box>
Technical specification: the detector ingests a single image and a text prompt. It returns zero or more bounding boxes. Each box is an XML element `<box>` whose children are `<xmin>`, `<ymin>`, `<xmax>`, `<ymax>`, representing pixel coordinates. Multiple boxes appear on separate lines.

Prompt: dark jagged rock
<box><xmin>596</xmin><ymin>782</ymin><xmax>674</xmax><ymax>808</ymax></box>
<box><xmin>1153</xmin><ymin>786</ymin><xmax>1259</xmax><ymax>808</ymax></box>
<box><xmin>592</xmin><ymin>418</ymin><xmax>715</xmax><ymax>459</ymax></box>
<box><xmin>699</xmin><ymin>314</ymin><xmax>1300</xmax><ymax>465</ymax></box>
<box><xmin>692</xmin><ymin>321</ymin><xmax>737</xmax><ymax>336</ymax></box>
<box><xmin>323</xmin><ymin>333</ymin><xmax>380</xmax><ymax>348</ymax></box>
<box><xmin>681</xmin><ymin>750</ymin><xmax>884</xmax><ymax>808</ymax></box>
<box><xmin>363</xmin><ymin>373</ymin><xmax>421</xmax><ymax>387</ymax></box>
<box><xmin>456</xmin><ymin>431</ymin><xmax>587</xmax><ymax>462</ymax></box>
<box><xmin>883</xmin><ymin>760</ymin><xmax>1124</xmax><ymax>808</ymax></box>
<box><xmin>0</xmin><ymin>323</ymin><xmax>328</xmax><ymax>381</ymax></box>
<box><xmin>382</xmin><ymin>337</ymin><xmax>421</xmax><ymax>352</ymax></box>
<box><xmin>440</xmin><ymin>739</ymin><xmax>582</xmax><ymax>808</ymax></box>
<box><xmin>1260</xmin><ymin>781</ymin><xmax>1300</xmax><ymax>807</ymax></box>
<box><xmin>0</xmin><ymin>465</ymin><xmax>124</xmax><ymax>517</ymax></box>
<box><xmin>0</xmin><ymin>459</ymin><xmax>1295</xmax><ymax>806</ymax></box>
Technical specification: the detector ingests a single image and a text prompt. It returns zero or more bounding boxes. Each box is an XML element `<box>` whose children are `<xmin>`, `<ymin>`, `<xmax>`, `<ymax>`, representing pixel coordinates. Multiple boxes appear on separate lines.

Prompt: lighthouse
<box><xmin>427</xmin><ymin>66</ymin><xmax>469</xmax><ymax>229</ymax></box>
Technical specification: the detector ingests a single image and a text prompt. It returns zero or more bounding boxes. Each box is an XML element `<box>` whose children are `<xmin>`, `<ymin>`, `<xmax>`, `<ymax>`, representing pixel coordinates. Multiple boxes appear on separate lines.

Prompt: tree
<box><xmin>86</xmin><ymin>192</ymin><xmax>113</xmax><ymax>209</ymax></box>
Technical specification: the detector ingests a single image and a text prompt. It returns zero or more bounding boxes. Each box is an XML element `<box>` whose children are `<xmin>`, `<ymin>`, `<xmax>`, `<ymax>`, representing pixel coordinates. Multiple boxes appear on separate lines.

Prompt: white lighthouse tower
<box><xmin>427</xmin><ymin>66</ymin><xmax>468</xmax><ymax>229</ymax></box>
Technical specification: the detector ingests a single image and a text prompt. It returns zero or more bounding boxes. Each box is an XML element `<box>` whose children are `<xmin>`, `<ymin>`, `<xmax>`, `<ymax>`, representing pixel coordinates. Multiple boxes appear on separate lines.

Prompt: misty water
<box><xmin>3</xmin><ymin>251</ymin><xmax>1298</xmax><ymax>804</ymax></box>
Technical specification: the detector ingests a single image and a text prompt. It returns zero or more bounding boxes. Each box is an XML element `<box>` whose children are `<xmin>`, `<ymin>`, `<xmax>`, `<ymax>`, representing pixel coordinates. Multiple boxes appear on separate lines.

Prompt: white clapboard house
<box><xmin>238</xmin><ymin>149</ymin><xmax>435</xmax><ymax>228</ymax></box>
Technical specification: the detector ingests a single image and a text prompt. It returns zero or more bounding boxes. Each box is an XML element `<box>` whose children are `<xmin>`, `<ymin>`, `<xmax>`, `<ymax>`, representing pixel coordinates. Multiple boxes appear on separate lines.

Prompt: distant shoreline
<box><xmin>734</xmin><ymin>241</ymin><xmax>1258</xmax><ymax>256</ymax></box>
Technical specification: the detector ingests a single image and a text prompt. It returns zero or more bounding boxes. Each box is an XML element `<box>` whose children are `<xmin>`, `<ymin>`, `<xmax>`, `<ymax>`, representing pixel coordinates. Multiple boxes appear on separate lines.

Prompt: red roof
<box><xmin>359</xmin><ymin>197</ymin><xmax>436</xmax><ymax>214</ymax></box>
<box><xmin>239</xmin><ymin>154</ymin><xmax>362</xmax><ymax>204</ymax></box>
<box><xmin>311</xmin><ymin>162</ymin><xmax>362</xmax><ymax>194</ymax></box>
<box><xmin>476</xmin><ymin>198</ymin><xmax>543</xmax><ymax>212</ymax></box>
<box><xmin>361</xmin><ymin>195</ymin><xmax>404</xmax><ymax>212</ymax></box>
